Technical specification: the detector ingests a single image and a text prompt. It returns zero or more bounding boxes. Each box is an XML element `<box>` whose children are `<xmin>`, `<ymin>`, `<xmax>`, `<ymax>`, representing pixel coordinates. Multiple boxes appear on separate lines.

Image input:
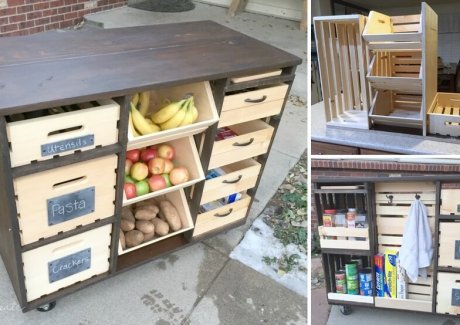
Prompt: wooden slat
<box><xmin>328</xmin><ymin>22</ymin><xmax>343</xmax><ymax>116</ymax></box>
<box><xmin>408</xmin><ymin>284</ymin><xmax>432</xmax><ymax>295</ymax></box>
<box><xmin>314</xmin><ymin>21</ymin><xmax>333</xmax><ymax>122</ymax></box>
<box><xmin>375</xmin><ymin>182</ymin><xmax>435</xmax><ymax>193</ymax></box>
<box><xmin>320</xmin><ymin>238</ymin><xmax>370</xmax><ymax>250</ymax></box>
<box><xmin>375</xmin><ymin>297</ymin><xmax>431</xmax><ymax>312</ymax></box>
<box><xmin>391</xmin><ymin>14</ymin><xmax>421</xmax><ymax>24</ymax></box>
<box><xmin>392</xmin><ymin>23</ymin><xmax>421</xmax><ymax>33</ymax></box>
<box><xmin>337</xmin><ymin>23</ymin><xmax>353</xmax><ymax>110</ymax></box>
<box><xmin>377</xmin><ymin>216</ymin><xmax>435</xmax><ymax>235</ymax></box>
<box><xmin>318</xmin><ymin>226</ymin><xmax>369</xmax><ymax>238</ymax></box>
<box><xmin>376</xmin><ymin>193</ymin><xmax>436</xmax><ymax>203</ymax></box>
<box><xmin>376</xmin><ymin>204</ymin><xmax>435</xmax><ymax>216</ymax></box>
<box><xmin>347</xmin><ymin>23</ymin><xmax>361</xmax><ymax>110</ymax></box>
<box><xmin>328</xmin><ymin>293</ymin><xmax>374</xmax><ymax>304</ymax></box>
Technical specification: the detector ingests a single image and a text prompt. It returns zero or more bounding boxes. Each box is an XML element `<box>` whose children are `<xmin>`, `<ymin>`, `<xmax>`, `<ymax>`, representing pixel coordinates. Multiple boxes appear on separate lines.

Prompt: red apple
<box><xmin>163</xmin><ymin>159</ymin><xmax>174</xmax><ymax>174</ymax></box>
<box><xmin>148</xmin><ymin>157</ymin><xmax>165</xmax><ymax>175</ymax></box>
<box><xmin>124</xmin><ymin>183</ymin><xmax>137</xmax><ymax>199</ymax></box>
<box><xmin>169</xmin><ymin>167</ymin><xmax>190</xmax><ymax>185</ymax></box>
<box><xmin>131</xmin><ymin>162</ymin><xmax>149</xmax><ymax>181</ymax></box>
<box><xmin>148</xmin><ymin>174</ymin><xmax>167</xmax><ymax>191</ymax></box>
<box><xmin>161</xmin><ymin>173</ymin><xmax>172</xmax><ymax>187</ymax></box>
<box><xmin>125</xmin><ymin>159</ymin><xmax>133</xmax><ymax>175</ymax></box>
<box><xmin>140</xmin><ymin>148</ymin><xmax>157</xmax><ymax>162</ymax></box>
<box><xmin>126</xmin><ymin>149</ymin><xmax>141</xmax><ymax>163</ymax></box>
<box><xmin>158</xmin><ymin>144</ymin><xmax>175</xmax><ymax>160</ymax></box>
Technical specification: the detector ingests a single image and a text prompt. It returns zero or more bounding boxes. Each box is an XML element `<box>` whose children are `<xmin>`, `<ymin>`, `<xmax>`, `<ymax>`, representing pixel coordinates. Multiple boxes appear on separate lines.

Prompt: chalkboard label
<box><xmin>457</xmin><ymin>204</ymin><xmax>460</xmax><ymax>213</ymax></box>
<box><xmin>456</xmin><ymin>241</ymin><xmax>460</xmax><ymax>260</ymax></box>
<box><xmin>48</xmin><ymin>248</ymin><xmax>91</xmax><ymax>283</ymax></box>
<box><xmin>47</xmin><ymin>187</ymin><xmax>95</xmax><ymax>226</ymax></box>
<box><xmin>452</xmin><ymin>288</ymin><xmax>460</xmax><ymax>306</ymax></box>
<box><xmin>41</xmin><ymin>134</ymin><xmax>94</xmax><ymax>157</ymax></box>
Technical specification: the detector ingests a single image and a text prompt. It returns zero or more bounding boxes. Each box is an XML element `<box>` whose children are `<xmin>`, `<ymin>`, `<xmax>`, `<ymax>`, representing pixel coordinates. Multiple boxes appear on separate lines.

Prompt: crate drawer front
<box><xmin>7</xmin><ymin>99</ymin><xmax>120</xmax><ymax>167</ymax></box>
<box><xmin>194</xmin><ymin>195</ymin><xmax>251</xmax><ymax>237</ymax></box>
<box><xmin>201</xmin><ymin>159</ymin><xmax>261</xmax><ymax>205</ymax></box>
<box><xmin>219</xmin><ymin>84</ymin><xmax>288</xmax><ymax>127</ymax></box>
<box><xmin>209</xmin><ymin>120</ymin><xmax>274</xmax><ymax>169</ymax></box>
<box><xmin>15</xmin><ymin>155</ymin><xmax>117</xmax><ymax>245</ymax></box>
<box><xmin>441</xmin><ymin>189</ymin><xmax>460</xmax><ymax>215</ymax></box>
<box><xmin>439</xmin><ymin>222</ymin><xmax>460</xmax><ymax>268</ymax></box>
<box><xmin>22</xmin><ymin>224</ymin><xmax>111</xmax><ymax>302</ymax></box>
<box><xmin>437</xmin><ymin>272</ymin><xmax>460</xmax><ymax>314</ymax></box>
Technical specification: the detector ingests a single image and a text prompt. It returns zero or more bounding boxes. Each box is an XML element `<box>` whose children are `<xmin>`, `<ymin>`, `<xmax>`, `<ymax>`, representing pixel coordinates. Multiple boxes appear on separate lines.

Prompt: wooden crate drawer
<box><xmin>437</xmin><ymin>272</ymin><xmax>460</xmax><ymax>314</ymax></box>
<box><xmin>194</xmin><ymin>194</ymin><xmax>251</xmax><ymax>237</ymax></box>
<box><xmin>367</xmin><ymin>51</ymin><xmax>422</xmax><ymax>93</ymax></box>
<box><xmin>14</xmin><ymin>155</ymin><xmax>117</xmax><ymax>246</ymax></box>
<box><xmin>22</xmin><ymin>224</ymin><xmax>111</xmax><ymax>302</ymax></box>
<box><xmin>441</xmin><ymin>189</ymin><xmax>460</xmax><ymax>215</ymax></box>
<box><xmin>318</xmin><ymin>226</ymin><xmax>370</xmax><ymax>250</ymax></box>
<box><xmin>428</xmin><ymin>93</ymin><xmax>460</xmax><ymax>136</ymax></box>
<box><xmin>127</xmin><ymin>81</ymin><xmax>218</xmax><ymax>149</ymax></box>
<box><xmin>7</xmin><ymin>99</ymin><xmax>119</xmax><ymax>167</ymax></box>
<box><xmin>201</xmin><ymin>159</ymin><xmax>261</xmax><ymax>205</ymax></box>
<box><xmin>230</xmin><ymin>70</ymin><xmax>282</xmax><ymax>84</ymax></box>
<box><xmin>219</xmin><ymin>84</ymin><xmax>288</xmax><ymax>127</ymax></box>
<box><xmin>209</xmin><ymin>120</ymin><xmax>274</xmax><ymax>169</ymax></box>
<box><xmin>119</xmin><ymin>189</ymin><xmax>194</xmax><ymax>255</ymax></box>
<box><xmin>439</xmin><ymin>222</ymin><xmax>460</xmax><ymax>268</ymax></box>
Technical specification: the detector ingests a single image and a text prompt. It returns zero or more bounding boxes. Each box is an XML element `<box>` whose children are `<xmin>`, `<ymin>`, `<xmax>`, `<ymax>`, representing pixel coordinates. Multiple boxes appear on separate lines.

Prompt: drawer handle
<box><xmin>222</xmin><ymin>175</ymin><xmax>242</xmax><ymax>184</ymax></box>
<box><xmin>214</xmin><ymin>209</ymin><xmax>233</xmax><ymax>217</ymax></box>
<box><xmin>233</xmin><ymin>138</ymin><xmax>254</xmax><ymax>147</ymax></box>
<box><xmin>244</xmin><ymin>95</ymin><xmax>267</xmax><ymax>103</ymax></box>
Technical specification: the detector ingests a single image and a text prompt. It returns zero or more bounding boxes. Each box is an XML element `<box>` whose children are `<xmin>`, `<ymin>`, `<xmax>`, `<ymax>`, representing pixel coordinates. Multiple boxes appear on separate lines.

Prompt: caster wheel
<box><xmin>340</xmin><ymin>305</ymin><xmax>352</xmax><ymax>315</ymax></box>
<box><xmin>36</xmin><ymin>301</ymin><xmax>56</xmax><ymax>312</ymax></box>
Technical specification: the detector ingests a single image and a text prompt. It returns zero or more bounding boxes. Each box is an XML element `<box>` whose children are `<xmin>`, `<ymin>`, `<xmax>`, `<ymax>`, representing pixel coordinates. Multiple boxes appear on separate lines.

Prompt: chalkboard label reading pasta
<box><xmin>47</xmin><ymin>187</ymin><xmax>95</xmax><ymax>226</ymax></box>
<box><xmin>41</xmin><ymin>134</ymin><xmax>94</xmax><ymax>157</ymax></box>
<box><xmin>452</xmin><ymin>288</ymin><xmax>460</xmax><ymax>306</ymax></box>
<box><xmin>48</xmin><ymin>249</ymin><xmax>91</xmax><ymax>283</ymax></box>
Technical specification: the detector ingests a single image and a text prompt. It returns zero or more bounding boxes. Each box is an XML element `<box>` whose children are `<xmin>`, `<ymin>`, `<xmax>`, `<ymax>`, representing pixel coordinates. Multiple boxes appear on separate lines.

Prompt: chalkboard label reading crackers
<box><xmin>41</xmin><ymin>134</ymin><xmax>94</xmax><ymax>157</ymax></box>
<box><xmin>48</xmin><ymin>249</ymin><xmax>91</xmax><ymax>283</ymax></box>
<box><xmin>47</xmin><ymin>187</ymin><xmax>95</xmax><ymax>226</ymax></box>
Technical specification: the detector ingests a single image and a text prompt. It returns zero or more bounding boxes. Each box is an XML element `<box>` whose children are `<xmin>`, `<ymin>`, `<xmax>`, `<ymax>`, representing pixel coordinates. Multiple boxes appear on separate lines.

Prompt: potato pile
<box><xmin>120</xmin><ymin>199</ymin><xmax>182</xmax><ymax>249</ymax></box>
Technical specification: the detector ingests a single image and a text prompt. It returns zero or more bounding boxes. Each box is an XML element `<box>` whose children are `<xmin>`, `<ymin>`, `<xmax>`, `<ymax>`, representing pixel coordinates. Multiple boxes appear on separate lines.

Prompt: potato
<box><xmin>135</xmin><ymin>205</ymin><xmax>159</xmax><ymax>220</ymax></box>
<box><xmin>152</xmin><ymin>218</ymin><xmax>169</xmax><ymax>236</ymax></box>
<box><xmin>125</xmin><ymin>230</ymin><xmax>144</xmax><ymax>247</ymax></box>
<box><xmin>136</xmin><ymin>220</ymin><xmax>155</xmax><ymax>234</ymax></box>
<box><xmin>159</xmin><ymin>200</ymin><xmax>182</xmax><ymax>231</ymax></box>
<box><xmin>121</xmin><ymin>207</ymin><xmax>135</xmax><ymax>222</ymax></box>
<box><xmin>119</xmin><ymin>231</ymin><xmax>126</xmax><ymax>250</ymax></box>
<box><xmin>142</xmin><ymin>230</ymin><xmax>155</xmax><ymax>243</ymax></box>
<box><xmin>120</xmin><ymin>219</ymin><xmax>135</xmax><ymax>232</ymax></box>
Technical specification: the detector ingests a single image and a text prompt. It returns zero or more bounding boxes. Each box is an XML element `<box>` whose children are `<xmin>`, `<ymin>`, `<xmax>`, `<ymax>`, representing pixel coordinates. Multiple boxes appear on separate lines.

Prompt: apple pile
<box><xmin>124</xmin><ymin>143</ymin><xmax>190</xmax><ymax>199</ymax></box>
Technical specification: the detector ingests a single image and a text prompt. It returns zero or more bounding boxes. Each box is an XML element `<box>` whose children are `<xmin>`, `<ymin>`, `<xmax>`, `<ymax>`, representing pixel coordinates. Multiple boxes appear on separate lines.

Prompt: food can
<box><xmin>335</xmin><ymin>271</ymin><xmax>347</xmax><ymax>294</ymax></box>
<box><xmin>347</xmin><ymin>279</ymin><xmax>359</xmax><ymax>295</ymax></box>
<box><xmin>360</xmin><ymin>288</ymin><xmax>373</xmax><ymax>296</ymax></box>
<box><xmin>347</xmin><ymin>208</ymin><xmax>357</xmax><ymax>240</ymax></box>
<box><xmin>350</xmin><ymin>258</ymin><xmax>363</xmax><ymax>271</ymax></box>
<box><xmin>345</xmin><ymin>262</ymin><xmax>358</xmax><ymax>278</ymax></box>
<box><xmin>323</xmin><ymin>209</ymin><xmax>336</xmax><ymax>239</ymax></box>
<box><xmin>359</xmin><ymin>268</ymin><xmax>373</xmax><ymax>293</ymax></box>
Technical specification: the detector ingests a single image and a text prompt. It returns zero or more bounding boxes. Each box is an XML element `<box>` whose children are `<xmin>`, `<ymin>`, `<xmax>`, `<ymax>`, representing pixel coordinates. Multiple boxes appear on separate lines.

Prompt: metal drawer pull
<box><xmin>233</xmin><ymin>138</ymin><xmax>254</xmax><ymax>147</ymax></box>
<box><xmin>244</xmin><ymin>95</ymin><xmax>267</xmax><ymax>103</ymax></box>
<box><xmin>222</xmin><ymin>175</ymin><xmax>242</xmax><ymax>184</ymax></box>
<box><xmin>214</xmin><ymin>209</ymin><xmax>233</xmax><ymax>217</ymax></box>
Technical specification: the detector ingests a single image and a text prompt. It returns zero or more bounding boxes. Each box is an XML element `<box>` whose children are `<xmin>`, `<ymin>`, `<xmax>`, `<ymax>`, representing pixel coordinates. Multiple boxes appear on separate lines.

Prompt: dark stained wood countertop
<box><xmin>0</xmin><ymin>20</ymin><xmax>302</xmax><ymax>114</ymax></box>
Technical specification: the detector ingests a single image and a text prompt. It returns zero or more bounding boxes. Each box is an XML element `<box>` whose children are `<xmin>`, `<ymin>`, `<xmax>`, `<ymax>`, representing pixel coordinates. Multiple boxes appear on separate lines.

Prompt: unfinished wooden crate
<box><xmin>314</xmin><ymin>15</ymin><xmax>371</xmax><ymax>129</ymax></box>
<box><xmin>119</xmin><ymin>189</ymin><xmax>194</xmax><ymax>255</ymax></box>
<box><xmin>437</xmin><ymin>272</ymin><xmax>460</xmax><ymax>314</ymax></box>
<box><xmin>7</xmin><ymin>99</ymin><xmax>120</xmax><ymax>167</ymax></box>
<box><xmin>367</xmin><ymin>51</ymin><xmax>422</xmax><ymax>93</ymax></box>
<box><xmin>22</xmin><ymin>224</ymin><xmax>111</xmax><ymax>302</ymax></box>
<box><xmin>428</xmin><ymin>93</ymin><xmax>460</xmax><ymax>136</ymax></box>
<box><xmin>318</xmin><ymin>226</ymin><xmax>370</xmax><ymax>250</ymax></box>
<box><xmin>14</xmin><ymin>155</ymin><xmax>117</xmax><ymax>245</ymax></box>
<box><xmin>230</xmin><ymin>70</ymin><xmax>282</xmax><ymax>84</ymax></box>
<box><xmin>441</xmin><ymin>188</ymin><xmax>460</xmax><ymax>215</ymax></box>
<box><xmin>127</xmin><ymin>81</ymin><xmax>219</xmax><ymax>149</ymax></box>
<box><xmin>374</xmin><ymin>181</ymin><xmax>435</xmax><ymax>312</ymax></box>
<box><xmin>369</xmin><ymin>90</ymin><xmax>423</xmax><ymax>128</ymax></box>
<box><xmin>438</xmin><ymin>222</ymin><xmax>460</xmax><ymax>268</ymax></box>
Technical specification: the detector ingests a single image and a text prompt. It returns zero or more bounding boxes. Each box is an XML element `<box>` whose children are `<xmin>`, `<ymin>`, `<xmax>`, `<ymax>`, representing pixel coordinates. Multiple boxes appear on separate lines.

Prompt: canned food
<box><xmin>335</xmin><ymin>271</ymin><xmax>347</xmax><ymax>294</ymax></box>
<box><xmin>345</xmin><ymin>262</ymin><xmax>358</xmax><ymax>278</ymax></box>
<box><xmin>359</xmin><ymin>268</ymin><xmax>373</xmax><ymax>282</ymax></box>
<box><xmin>360</xmin><ymin>288</ymin><xmax>373</xmax><ymax>296</ymax></box>
<box><xmin>347</xmin><ymin>279</ymin><xmax>359</xmax><ymax>295</ymax></box>
<box><xmin>350</xmin><ymin>258</ymin><xmax>363</xmax><ymax>271</ymax></box>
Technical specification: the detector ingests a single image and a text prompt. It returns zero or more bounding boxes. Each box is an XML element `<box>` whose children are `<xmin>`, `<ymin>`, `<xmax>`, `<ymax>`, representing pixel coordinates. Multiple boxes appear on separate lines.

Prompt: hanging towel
<box><xmin>399</xmin><ymin>199</ymin><xmax>433</xmax><ymax>283</ymax></box>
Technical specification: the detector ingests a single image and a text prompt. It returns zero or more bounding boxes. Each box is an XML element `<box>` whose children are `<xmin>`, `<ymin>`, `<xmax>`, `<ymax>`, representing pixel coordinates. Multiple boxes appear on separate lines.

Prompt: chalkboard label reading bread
<box><xmin>47</xmin><ymin>187</ymin><xmax>95</xmax><ymax>226</ymax></box>
<box><xmin>456</xmin><ymin>240</ymin><xmax>460</xmax><ymax>260</ymax></box>
<box><xmin>48</xmin><ymin>248</ymin><xmax>91</xmax><ymax>283</ymax></box>
<box><xmin>452</xmin><ymin>288</ymin><xmax>460</xmax><ymax>306</ymax></box>
<box><xmin>41</xmin><ymin>134</ymin><xmax>94</xmax><ymax>157</ymax></box>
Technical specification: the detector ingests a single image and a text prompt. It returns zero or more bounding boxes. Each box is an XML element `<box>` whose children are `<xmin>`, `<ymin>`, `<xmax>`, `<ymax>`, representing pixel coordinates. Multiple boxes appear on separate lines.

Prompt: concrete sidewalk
<box><xmin>0</xmin><ymin>3</ymin><xmax>307</xmax><ymax>324</ymax></box>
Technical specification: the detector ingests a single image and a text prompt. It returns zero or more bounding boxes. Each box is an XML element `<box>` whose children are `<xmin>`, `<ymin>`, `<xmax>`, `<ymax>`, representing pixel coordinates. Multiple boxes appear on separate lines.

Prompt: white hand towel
<box><xmin>399</xmin><ymin>199</ymin><xmax>433</xmax><ymax>283</ymax></box>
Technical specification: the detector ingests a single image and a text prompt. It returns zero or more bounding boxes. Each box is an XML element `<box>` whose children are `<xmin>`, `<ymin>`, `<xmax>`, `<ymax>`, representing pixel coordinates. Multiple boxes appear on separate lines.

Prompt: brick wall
<box><xmin>311</xmin><ymin>159</ymin><xmax>460</xmax><ymax>233</ymax></box>
<box><xmin>0</xmin><ymin>0</ymin><xmax>126</xmax><ymax>37</ymax></box>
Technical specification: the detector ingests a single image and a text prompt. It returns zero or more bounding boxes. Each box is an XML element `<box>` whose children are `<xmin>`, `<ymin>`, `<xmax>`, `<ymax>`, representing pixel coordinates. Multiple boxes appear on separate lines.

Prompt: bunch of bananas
<box><xmin>129</xmin><ymin>92</ymin><xmax>200</xmax><ymax>137</ymax></box>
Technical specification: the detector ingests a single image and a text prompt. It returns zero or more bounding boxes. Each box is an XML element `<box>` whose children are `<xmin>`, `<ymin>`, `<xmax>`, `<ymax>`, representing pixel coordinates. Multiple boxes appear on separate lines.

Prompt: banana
<box><xmin>139</xmin><ymin>91</ymin><xmax>150</xmax><ymax>117</ymax></box>
<box><xmin>128</xmin><ymin>112</ymin><xmax>141</xmax><ymax>137</ymax></box>
<box><xmin>131</xmin><ymin>103</ymin><xmax>160</xmax><ymax>135</ymax></box>
<box><xmin>159</xmin><ymin>101</ymin><xmax>188</xmax><ymax>130</ymax></box>
<box><xmin>151</xmin><ymin>99</ymin><xmax>186</xmax><ymax>124</ymax></box>
<box><xmin>145</xmin><ymin>118</ymin><xmax>161</xmax><ymax>131</ymax></box>
<box><xmin>179</xmin><ymin>99</ymin><xmax>194</xmax><ymax>127</ymax></box>
<box><xmin>189</xmin><ymin>97</ymin><xmax>199</xmax><ymax>122</ymax></box>
<box><xmin>132</xmin><ymin>93</ymin><xmax>140</xmax><ymax>108</ymax></box>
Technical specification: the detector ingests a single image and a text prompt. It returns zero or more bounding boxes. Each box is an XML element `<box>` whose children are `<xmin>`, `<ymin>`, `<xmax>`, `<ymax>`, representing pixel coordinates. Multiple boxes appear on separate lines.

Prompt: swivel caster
<box><xmin>36</xmin><ymin>301</ymin><xmax>56</xmax><ymax>312</ymax></box>
<box><xmin>340</xmin><ymin>305</ymin><xmax>352</xmax><ymax>315</ymax></box>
